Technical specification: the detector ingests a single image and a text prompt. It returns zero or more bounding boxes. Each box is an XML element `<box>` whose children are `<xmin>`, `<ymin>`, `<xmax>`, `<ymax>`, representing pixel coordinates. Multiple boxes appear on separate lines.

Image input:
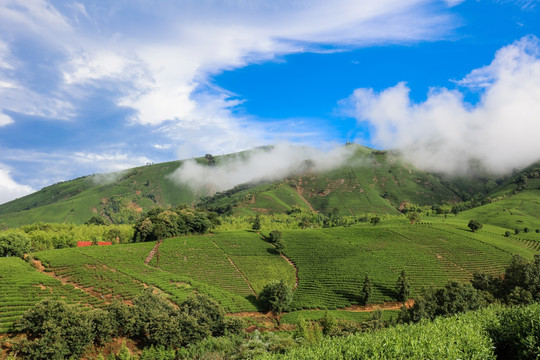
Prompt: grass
<box><xmin>0</xmin><ymin>145</ymin><xmax>492</xmax><ymax>227</ymax></box>
<box><xmin>30</xmin><ymin>231</ymin><xmax>295</xmax><ymax>316</ymax></box>
<box><xmin>458</xmin><ymin>190</ymin><xmax>540</xmax><ymax>231</ymax></box>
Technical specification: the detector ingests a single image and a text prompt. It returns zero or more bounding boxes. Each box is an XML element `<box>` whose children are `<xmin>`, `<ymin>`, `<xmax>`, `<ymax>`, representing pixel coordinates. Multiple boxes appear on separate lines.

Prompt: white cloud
<box><xmin>2</xmin><ymin>0</ymin><xmax>456</xmax><ymax>130</ymax></box>
<box><xmin>71</xmin><ymin>152</ymin><xmax>152</xmax><ymax>173</ymax></box>
<box><xmin>168</xmin><ymin>144</ymin><xmax>355</xmax><ymax>195</ymax></box>
<box><xmin>0</xmin><ymin>148</ymin><xmax>154</xmax><ymax>190</ymax></box>
<box><xmin>0</xmin><ymin>0</ymin><xmax>71</xmax><ymax>44</ymax></box>
<box><xmin>344</xmin><ymin>35</ymin><xmax>540</xmax><ymax>174</ymax></box>
<box><xmin>0</xmin><ymin>112</ymin><xmax>13</xmax><ymax>126</ymax></box>
<box><xmin>0</xmin><ymin>39</ymin><xmax>15</xmax><ymax>70</ymax></box>
<box><xmin>0</xmin><ymin>0</ymin><xmax>462</xmax><ymax>181</ymax></box>
<box><xmin>0</xmin><ymin>166</ymin><xmax>35</xmax><ymax>205</ymax></box>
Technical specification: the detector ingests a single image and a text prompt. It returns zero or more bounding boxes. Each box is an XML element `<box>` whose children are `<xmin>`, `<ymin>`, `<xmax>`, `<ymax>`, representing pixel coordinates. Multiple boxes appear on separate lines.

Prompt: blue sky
<box><xmin>0</xmin><ymin>0</ymin><xmax>539</xmax><ymax>204</ymax></box>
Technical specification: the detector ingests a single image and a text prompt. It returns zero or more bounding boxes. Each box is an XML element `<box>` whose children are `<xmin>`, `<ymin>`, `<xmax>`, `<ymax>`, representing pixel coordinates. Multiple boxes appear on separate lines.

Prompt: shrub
<box><xmin>487</xmin><ymin>304</ymin><xmax>540</xmax><ymax>360</ymax></box>
<box><xmin>14</xmin><ymin>300</ymin><xmax>95</xmax><ymax>360</ymax></box>
<box><xmin>259</xmin><ymin>280</ymin><xmax>293</xmax><ymax>314</ymax></box>
<box><xmin>0</xmin><ymin>233</ymin><xmax>30</xmax><ymax>258</ymax></box>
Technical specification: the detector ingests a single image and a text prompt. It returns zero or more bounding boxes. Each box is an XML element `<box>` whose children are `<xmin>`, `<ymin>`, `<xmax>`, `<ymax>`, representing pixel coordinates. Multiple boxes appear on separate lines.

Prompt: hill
<box><xmin>1</xmin><ymin>218</ymin><xmax>538</xmax><ymax>333</ymax></box>
<box><xmin>0</xmin><ymin>144</ymin><xmax>498</xmax><ymax>227</ymax></box>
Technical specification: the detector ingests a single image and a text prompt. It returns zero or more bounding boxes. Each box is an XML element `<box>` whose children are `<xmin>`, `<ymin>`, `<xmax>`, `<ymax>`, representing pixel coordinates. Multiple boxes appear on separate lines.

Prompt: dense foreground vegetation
<box><xmin>4</xmin><ymin>293</ymin><xmax>540</xmax><ymax>359</ymax></box>
<box><xmin>259</xmin><ymin>304</ymin><xmax>540</xmax><ymax>360</ymax></box>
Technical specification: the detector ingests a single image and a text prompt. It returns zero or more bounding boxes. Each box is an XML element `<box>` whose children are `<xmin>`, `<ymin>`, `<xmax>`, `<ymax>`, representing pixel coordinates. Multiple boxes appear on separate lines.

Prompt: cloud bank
<box><xmin>168</xmin><ymin>144</ymin><xmax>355</xmax><ymax>195</ymax></box>
<box><xmin>344</xmin><ymin>36</ymin><xmax>540</xmax><ymax>174</ymax></box>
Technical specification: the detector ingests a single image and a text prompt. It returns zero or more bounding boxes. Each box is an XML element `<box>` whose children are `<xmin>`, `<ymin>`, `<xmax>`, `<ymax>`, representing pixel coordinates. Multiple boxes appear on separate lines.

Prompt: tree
<box><xmin>14</xmin><ymin>300</ymin><xmax>96</xmax><ymax>360</ymax></box>
<box><xmin>85</xmin><ymin>215</ymin><xmax>107</xmax><ymax>225</ymax></box>
<box><xmin>396</xmin><ymin>269</ymin><xmax>411</xmax><ymax>302</ymax></box>
<box><xmin>409</xmin><ymin>282</ymin><xmax>484</xmax><ymax>321</ymax></box>
<box><xmin>204</xmin><ymin>154</ymin><xmax>216</xmax><ymax>166</ymax></box>
<box><xmin>274</xmin><ymin>238</ymin><xmax>286</xmax><ymax>254</ymax></box>
<box><xmin>259</xmin><ymin>280</ymin><xmax>293</xmax><ymax>314</ymax></box>
<box><xmin>360</xmin><ymin>274</ymin><xmax>371</xmax><ymax>305</ymax></box>
<box><xmin>468</xmin><ymin>219</ymin><xmax>483</xmax><ymax>232</ymax></box>
<box><xmin>252</xmin><ymin>214</ymin><xmax>262</xmax><ymax>231</ymax></box>
<box><xmin>370</xmin><ymin>216</ymin><xmax>380</xmax><ymax>226</ymax></box>
<box><xmin>268</xmin><ymin>230</ymin><xmax>282</xmax><ymax>244</ymax></box>
<box><xmin>408</xmin><ymin>212</ymin><xmax>421</xmax><ymax>225</ymax></box>
<box><xmin>0</xmin><ymin>232</ymin><xmax>30</xmax><ymax>258</ymax></box>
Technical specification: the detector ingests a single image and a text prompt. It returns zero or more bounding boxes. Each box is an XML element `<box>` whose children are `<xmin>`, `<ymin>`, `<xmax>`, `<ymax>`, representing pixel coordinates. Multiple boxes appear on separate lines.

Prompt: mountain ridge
<box><xmin>0</xmin><ymin>144</ymin><xmax>517</xmax><ymax>227</ymax></box>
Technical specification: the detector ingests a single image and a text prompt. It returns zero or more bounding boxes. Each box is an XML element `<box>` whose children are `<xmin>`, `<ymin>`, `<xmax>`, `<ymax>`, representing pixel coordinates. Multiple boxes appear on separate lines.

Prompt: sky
<box><xmin>0</xmin><ymin>0</ymin><xmax>539</xmax><ymax>204</ymax></box>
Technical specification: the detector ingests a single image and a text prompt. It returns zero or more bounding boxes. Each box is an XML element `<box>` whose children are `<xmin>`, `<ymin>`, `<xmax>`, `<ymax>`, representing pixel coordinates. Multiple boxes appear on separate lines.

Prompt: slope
<box><xmin>0</xmin><ymin>145</ymin><xmax>496</xmax><ymax>227</ymax></box>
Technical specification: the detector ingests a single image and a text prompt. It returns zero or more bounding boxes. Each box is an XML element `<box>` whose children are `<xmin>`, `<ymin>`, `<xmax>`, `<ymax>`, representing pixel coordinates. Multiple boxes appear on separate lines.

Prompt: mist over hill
<box><xmin>0</xmin><ymin>143</ymin><xmax>511</xmax><ymax>227</ymax></box>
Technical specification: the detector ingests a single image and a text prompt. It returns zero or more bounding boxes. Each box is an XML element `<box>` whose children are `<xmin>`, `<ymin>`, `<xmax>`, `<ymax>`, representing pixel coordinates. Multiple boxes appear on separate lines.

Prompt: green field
<box><xmin>283</xmin><ymin>220</ymin><xmax>537</xmax><ymax>310</ymax></box>
<box><xmin>1</xmin><ymin>216</ymin><xmax>537</xmax><ymax>334</ymax></box>
<box><xmin>30</xmin><ymin>231</ymin><xmax>295</xmax><ymax>316</ymax></box>
<box><xmin>458</xmin><ymin>190</ymin><xmax>540</xmax><ymax>231</ymax></box>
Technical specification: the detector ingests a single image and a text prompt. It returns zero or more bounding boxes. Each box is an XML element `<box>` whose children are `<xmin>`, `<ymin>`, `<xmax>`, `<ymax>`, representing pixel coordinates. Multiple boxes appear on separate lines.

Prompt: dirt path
<box><xmin>31</xmin><ymin>259</ymin><xmax>111</xmax><ymax>303</ymax></box>
<box><xmin>211</xmin><ymin>240</ymin><xmax>258</xmax><ymax>298</ymax></box>
<box><xmin>227</xmin><ymin>299</ymin><xmax>414</xmax><ymax>323</ymax></box>
<box><xmin>294</xmin><ymin>179</ymin><xmax>316</xmax><ymax>212</ymax></box>
<box><xmin>280</xmin><ymin>253</ymin><xmax>299</xmax><ymax>290</ymax></box>
<box><xmin>342</xmin><ymin>299</ymin><xmax>414</xmax><ymax>312</ymax></box>
<box><xmin>145</xmin><ymin>239</ymin><xmax>163</xmax><ymax>265</ymax></box>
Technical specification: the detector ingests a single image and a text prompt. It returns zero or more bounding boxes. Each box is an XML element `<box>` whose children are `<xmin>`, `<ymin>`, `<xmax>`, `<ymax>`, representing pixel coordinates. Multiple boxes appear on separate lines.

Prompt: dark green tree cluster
<box><xmin>14</xmin><ymin>291</ymin><xmax>243</xmax><ymax>359</ymax></box>
<box><xmin>14</xmin><ymin>300</ymin><xmax>113</xmax><ymax>360</ymax></box>
<box><xmin>406</xmin><ymin>282</ymin><xmax>485</xmax><ymax>322</ymax></box>
<box><xmin>405</xmin><ymin>255</ymin><xmax>540</xmax><ymax>323</ymax></box>
<box><xmin>85</xmin><ymin>215</ymin><xmax>108</xmax><ymax>225</ymax></box>
<box><xmin>251</xmin><ymin>214</ymin><xmax>262</xmax><ymax>231</ymax></box>
<box><xmin>471</xmin><ymin>254</ymin><xmax>540</xmax><ymax>305</ymax></box>
<box><xmin>360</xmin><ymin>274</ymin><xmax>371</xmax><ymax>305</ymax></box>
<box><xmin>396</xmin><ymin>269</ymin><xmax>411</xmax><ymax>302</ymax></box>
<box><xmin>132</xmin><ymin>206</ymin><xmax>216</xmax><ymax>242</ymax></box>
<box><xmin>0</xmin><ymin>232</ymin><xmax>30</xmax><ymax>258</ymax></box>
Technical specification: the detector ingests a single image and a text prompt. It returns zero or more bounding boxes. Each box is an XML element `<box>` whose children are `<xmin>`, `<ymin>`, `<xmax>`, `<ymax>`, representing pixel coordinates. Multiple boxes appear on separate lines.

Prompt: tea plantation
<box><xmin>1</xmin><ymin>217</ymin><xmax>537</xmax><ymax>334</ymax></box>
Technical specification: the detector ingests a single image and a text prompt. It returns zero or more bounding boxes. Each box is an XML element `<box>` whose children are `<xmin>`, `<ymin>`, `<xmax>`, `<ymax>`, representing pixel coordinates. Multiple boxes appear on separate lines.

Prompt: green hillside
<box><xmin>1</xmin><ymin>218</ymin><xmax>537</xmax><ymax>333</ymax></box>
<box><xmin>0</xmin><ymin>145</ymin><xmax>498</xmax><ymax>227</ymax></box>
<box><xmin>458</xmin><ymin>190</ymin><xmax>540</xmax><ymax>231</ymax></box>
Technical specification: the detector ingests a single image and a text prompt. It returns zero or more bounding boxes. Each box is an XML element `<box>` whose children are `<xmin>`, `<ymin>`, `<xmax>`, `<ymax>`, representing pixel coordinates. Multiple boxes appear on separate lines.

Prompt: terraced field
<box><xmin>2</xmin><ymin>219</ymin><xmax>537</xmax><ymax>333</ymax></box>
<box><xmin>284</xmin><ymin>221</ymin><xmax>538</xmax><ymax>310</ymax></box>
<box><xmin>30</xmin><ymin>231</ymin><xmax>295</xmax><ymax>316</ymax></box>
<box><xmin>0</xmin><ymin>257</ymin><xmax>103</xmax><ymax>332</ymax></box>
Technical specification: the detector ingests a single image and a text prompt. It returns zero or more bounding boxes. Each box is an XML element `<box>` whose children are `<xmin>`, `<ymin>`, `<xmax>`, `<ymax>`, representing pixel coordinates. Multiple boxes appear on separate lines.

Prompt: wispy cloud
<box><xmin>168</xmin><ymin>143</ymin><xmax>356</xmax><ymax>195</ymax></box>
<box><xmin>0</xmin><ymin>0</ymin><xmax>463</xmax><ymax>202</ymax></box>
<box><xmin>0</xmin><ymin>0</ymin><xmax>459</xmax><ymax>138</ymax></box>
<box><xmin>343</xmin><ymin>35</ymin><xmax>540</xmax><ymax>174</ymax></box>
<box><xmin>0</xmin><ymin>148</ymin><xmax>152</xmax><ymax>192</ymax></box>
<box><xmin>0</xmin><ymin>165</ymin><xmax>35</xmax><ymax>204</ymax></box>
